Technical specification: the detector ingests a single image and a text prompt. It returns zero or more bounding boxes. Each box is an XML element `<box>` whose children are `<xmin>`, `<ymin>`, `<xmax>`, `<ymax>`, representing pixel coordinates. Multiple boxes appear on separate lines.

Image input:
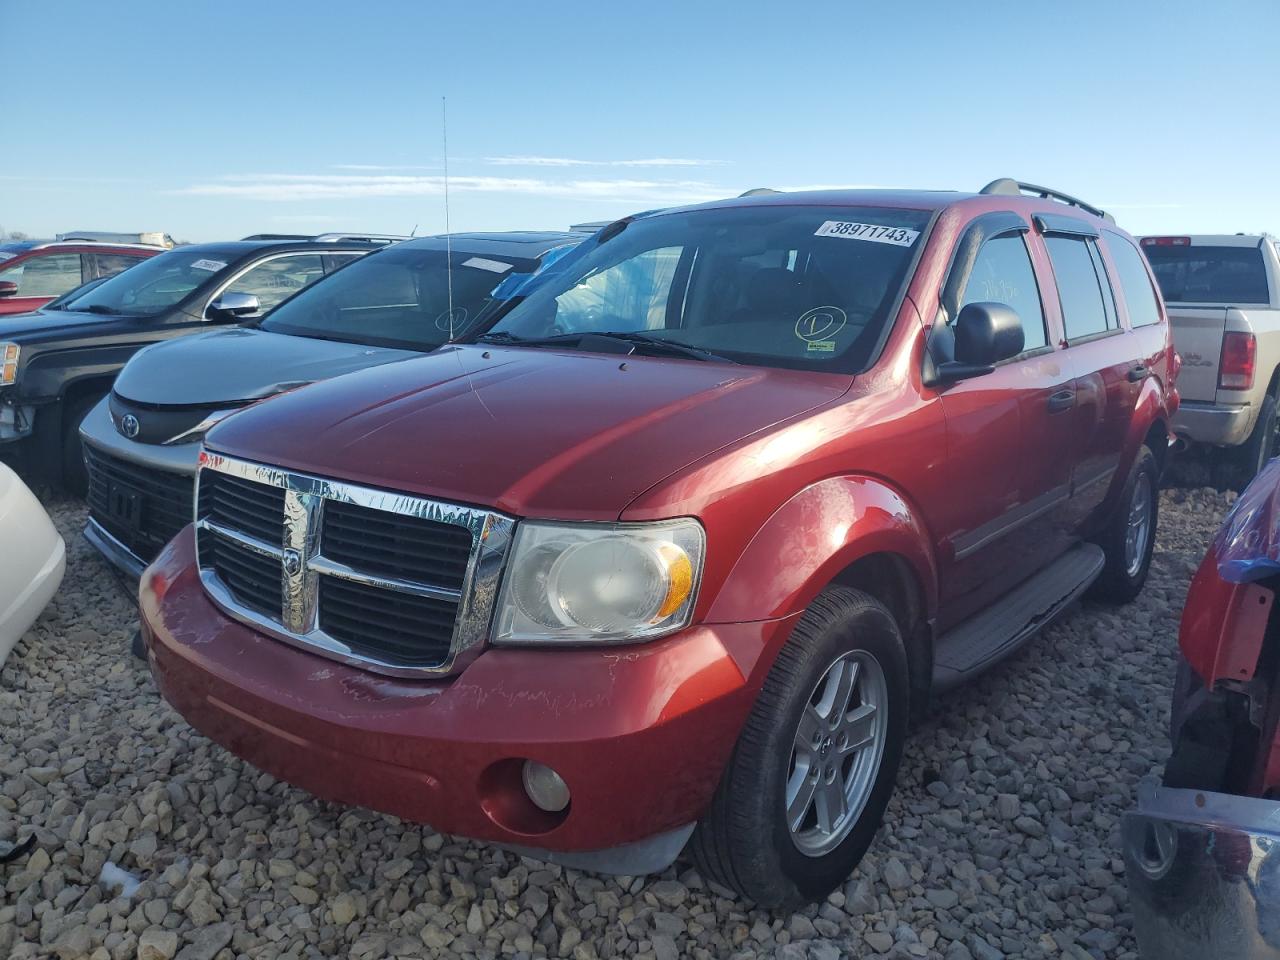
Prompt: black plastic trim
<box><xmin>1034</xmin><ymin>213</ymin><xmax>1100</xmax><ymax>238</ymax></box>
<box><xmin>952</xmin><ymin>483</ymin><xmax>1071</xmax><ymax>560</ymax></box>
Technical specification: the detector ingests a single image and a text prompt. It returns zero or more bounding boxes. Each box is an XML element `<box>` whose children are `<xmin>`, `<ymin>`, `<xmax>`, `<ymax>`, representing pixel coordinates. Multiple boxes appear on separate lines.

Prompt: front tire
<box><xmin>1090</xmin><ymin>444</ymin><xmax>1158</xmax><ymax>603</ymax></box>
<box><xmin>690</xmin><ymin>586</ymin><xmax>909</xmax><ymax>908</ymax></box>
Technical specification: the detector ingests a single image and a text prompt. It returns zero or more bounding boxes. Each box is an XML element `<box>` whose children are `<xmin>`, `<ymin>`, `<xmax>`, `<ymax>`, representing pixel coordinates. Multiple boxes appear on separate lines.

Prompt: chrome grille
<box><xmin>194</xmin><ymin>452</ymin><xmax>514</xmax><ymax>677</ymax></box>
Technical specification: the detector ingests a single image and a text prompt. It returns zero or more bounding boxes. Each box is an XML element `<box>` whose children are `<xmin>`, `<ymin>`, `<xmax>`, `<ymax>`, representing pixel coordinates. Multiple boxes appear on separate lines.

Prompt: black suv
<box><xmin>0</xmin><ymin>237</ymin><xmax>392</xmax><ymax>491</ymax></box>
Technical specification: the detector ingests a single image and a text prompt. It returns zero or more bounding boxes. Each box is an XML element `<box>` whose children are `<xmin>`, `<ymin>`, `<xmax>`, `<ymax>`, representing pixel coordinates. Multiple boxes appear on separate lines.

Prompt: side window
<box><xmin>959</xmin><ymin>233</ymin><xmax>1047</xmax><ymax>352</ymax></box>
<box><xmin>0</xmin><ymin>254</ymin><xmax>83</xmax><ymax>297</ymax></box>
<box><xmin>91</xmin><ymin>254</ymin><xmax>146</xmax><ymax>280</ymax></box>
<box><xmin>1106</xmin><ymin>235</ymin><xmax>1163</xmax><ymax>327</ymax></box>
<box><xmin>325</xmin><ymin>253</ymin><xmax>363</xmax><ymax>272</ymax></box>
<box><xmin>1044</xmin><ymin>236</ymin><xmax>1110</xmax><ymax>340</ymax></box>
<box><xmin>553</xmin><ymin>246</ymin><xmax>682</xmax><ymax>331</ymax></box>
<box><xmin>1087</xmin><ymin>242</ymin><xmax>1119</xmax><ymax>329</ymax></box>
<box><xmin>220</xmin><ymin>254</ymin><xmax>326</xmax><ymax>314</ymax></box>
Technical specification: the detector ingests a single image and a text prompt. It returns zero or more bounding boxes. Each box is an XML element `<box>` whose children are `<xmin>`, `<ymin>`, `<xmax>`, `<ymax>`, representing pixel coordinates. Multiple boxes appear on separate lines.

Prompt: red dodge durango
<box><xmin>140</xmin><ymin>180</ymin><xmax>1178</xmax><ymax>906</ymax></box>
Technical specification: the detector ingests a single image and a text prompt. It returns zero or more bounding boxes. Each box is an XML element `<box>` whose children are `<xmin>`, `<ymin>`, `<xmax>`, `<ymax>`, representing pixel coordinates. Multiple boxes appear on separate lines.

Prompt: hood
<box><xmin>114</xmin><ymin>327</ymin><xmax>420</xmax><ymax>406</ymax></box>
<box><xmin>0</xmin><ymin>307</ymin><xmax>141</xmax><ymax>341</ymax></box>
<box><xmin>207</xmin><ymin>344</ymin><xmax>849</xmax><ymax>519</ymax></box>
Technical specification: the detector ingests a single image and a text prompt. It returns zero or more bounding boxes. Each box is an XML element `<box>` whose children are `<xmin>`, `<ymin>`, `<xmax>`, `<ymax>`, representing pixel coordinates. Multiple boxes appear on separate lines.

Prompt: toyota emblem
<box><xmin>120</xmin><ymin>414</ymin><xmax>140</xmax><ymax>439</ymax></box>
<box><xmin>283</xmin><ymin>549</ymin><xmax>303</xmax><ymax>577</ymax></box>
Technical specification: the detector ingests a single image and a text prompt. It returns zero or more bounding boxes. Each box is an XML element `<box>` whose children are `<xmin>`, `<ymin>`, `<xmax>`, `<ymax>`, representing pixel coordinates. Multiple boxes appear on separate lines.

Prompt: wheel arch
<box><xmin>706</xmin><ymin>475</ymin><xmax>938</xmax><ymax>712</ymax></box>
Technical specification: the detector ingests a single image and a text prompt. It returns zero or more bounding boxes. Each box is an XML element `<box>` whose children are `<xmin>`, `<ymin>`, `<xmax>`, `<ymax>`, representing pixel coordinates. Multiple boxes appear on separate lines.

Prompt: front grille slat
<box><xmin>195</xmin><ymin>458</ymin><xmax>496</xmax><ymax>676</ymax></box>
<box><xmin>321</xmin><ymin>500</ymin><xmax>473</xmax><ymax>589</ymax></box>
<box><xmin>84</xmin><ymin>445</ymin><xmax>194</xmax><ymax>564</ymax></box>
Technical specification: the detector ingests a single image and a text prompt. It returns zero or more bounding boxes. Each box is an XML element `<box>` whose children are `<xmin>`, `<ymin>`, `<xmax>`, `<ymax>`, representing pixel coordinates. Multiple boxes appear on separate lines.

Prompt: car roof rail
<box><xmin>310</xmin><ymin>233</ymin><xmax>409</xmax><ymax>244</ymax></box>
<box><xmin>569</xmin><ymin>221</ymin><xmax>613</xmax><ymax>231</ymax></box>
<box><xmin>739</xmin><ymin>187</ymin><xmax>782</xmax><ymax>197</ymax></box>
<box><xmin>979</xmin><ymin>178</ymin><xmax>1114</xmax><ymax>224</ymax></box>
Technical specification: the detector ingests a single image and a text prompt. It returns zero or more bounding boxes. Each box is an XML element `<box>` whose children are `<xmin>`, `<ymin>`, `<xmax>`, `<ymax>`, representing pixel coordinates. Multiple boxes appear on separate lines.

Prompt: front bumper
<box><xmin>80</xmin><ymin>396</ymin><xmax>200</xmax><ymax>580</ymax></box>
<box><xmin>1124</xmin><ymin>781</ymin><xmax>1280</xmax><ymax>959</ymax></box>
<box><xmin>1172</xmin><ymin>400</ymin><xmax>1257</xmax><ymax>447</ymax></box>
<box><xmin>140</xmin><ymin>526</ymin><xmax>796</xmax><ymax>869</ymax></box>
<box><xmin>0</xmin><ymin>466</ymin><xmax>65</xmax><ymax>663</ymax></box>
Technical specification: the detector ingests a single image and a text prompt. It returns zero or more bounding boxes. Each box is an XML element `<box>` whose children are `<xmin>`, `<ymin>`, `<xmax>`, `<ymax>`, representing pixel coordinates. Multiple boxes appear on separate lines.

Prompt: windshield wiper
<box><xmin>475</xmin><ymin>330</ymin><xmax>735</xmax><ymax>363</ymax></box>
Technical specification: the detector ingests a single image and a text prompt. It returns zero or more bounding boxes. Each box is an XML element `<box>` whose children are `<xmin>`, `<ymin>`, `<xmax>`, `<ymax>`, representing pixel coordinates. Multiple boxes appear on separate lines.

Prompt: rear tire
<box><xmin>1089</xmin><ymin>444</ymin><xmax>1158</xmax><ymax>604</ymax></box>
<box><xmin>1235</xmin><ymin>392</ymin><xmax>1279</xmax><ymax>491</ymax></box>
<box><xmin>60</xmin><ymin>394</ymin><xmax>103</xmax><ymax>497</ymax></box>
<box><xmin>690</xmin><ymin>586</ymin><xmax>909</xmax><ymax>908</ymax></box>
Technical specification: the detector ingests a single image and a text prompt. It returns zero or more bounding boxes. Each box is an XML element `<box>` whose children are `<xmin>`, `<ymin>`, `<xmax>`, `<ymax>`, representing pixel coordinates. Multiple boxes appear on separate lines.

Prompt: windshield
<box><xmin>482</xmin><ymin>205</ymin><xmax>931</xmax><ymax>372</ymax></box>
<box><xmin>62</xmin><ymin>247</ymin><xmax>236</xmax><ymax>315</ymax></box>
<box><xmin>259</xmin><ymin>245</ymin><xmax>542</xmax><ymax>350</ymax></box>
<box><xmin>1142</xmin><ymin>243</ymin><xmax>1270</xmax><ymax>305</ymax></box>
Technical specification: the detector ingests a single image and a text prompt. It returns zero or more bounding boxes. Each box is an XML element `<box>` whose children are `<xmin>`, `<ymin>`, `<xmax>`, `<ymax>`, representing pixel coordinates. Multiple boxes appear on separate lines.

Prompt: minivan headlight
<box><xmin>493</xmin><ymin>518</ymin><xmax>705</xmax><ymax>644</ymax></box>
<box><xmin>0</xmin><ymin>343</ymin><xmax>18</xmax><ymax>386</ymax></box>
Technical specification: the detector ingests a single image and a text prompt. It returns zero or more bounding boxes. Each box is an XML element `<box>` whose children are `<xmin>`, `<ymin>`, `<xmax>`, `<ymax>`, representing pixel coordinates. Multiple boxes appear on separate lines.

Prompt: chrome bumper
<box><xmin>1173</xmin><ymin>400</ymin><xmax>1257</xmax><ymax>447</ymax></box>
<box><xmin>1124</xmin><ymin>780</ymin><xmax>1280</xmax><ymax>959</ymax></box>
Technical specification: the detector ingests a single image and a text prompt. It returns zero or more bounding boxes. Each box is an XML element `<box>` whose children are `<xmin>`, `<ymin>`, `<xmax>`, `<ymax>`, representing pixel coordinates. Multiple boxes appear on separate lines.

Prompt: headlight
<box><xmin>493</xmin><ymin>518</ymin><xmax>705</xmax><ymax>644</ymax></box>
<box><xmin>0</xmin><ymin>343</ymin><xmax>18</xmax><ymax>386</ymax></box>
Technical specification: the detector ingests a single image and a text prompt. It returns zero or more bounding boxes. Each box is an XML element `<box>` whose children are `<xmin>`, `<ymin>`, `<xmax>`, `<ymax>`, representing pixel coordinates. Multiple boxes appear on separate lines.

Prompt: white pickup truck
<box><xmin>1141</xmin><ymin>234</ymin><xmax>1280</xmax><ymax>484</ymax></box>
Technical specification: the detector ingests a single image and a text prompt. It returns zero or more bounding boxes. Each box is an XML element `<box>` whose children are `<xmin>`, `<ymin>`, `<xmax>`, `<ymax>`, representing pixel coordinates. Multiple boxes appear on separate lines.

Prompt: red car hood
<box><xmin>206</xmin><ymin>344</ymin><xmax>848</xmax><ymax>519</ymax></box>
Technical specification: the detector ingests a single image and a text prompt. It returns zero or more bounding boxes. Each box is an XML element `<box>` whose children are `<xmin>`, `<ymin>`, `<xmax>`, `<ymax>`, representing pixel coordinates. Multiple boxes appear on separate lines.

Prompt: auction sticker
<box><xmin>462</xmin><ymin>256</ymin><xmax>513</xmax><ymax>273</ymax></box>
<box><xmin>814</xmin><ymin>221</ymin><xmax>919</xmax><ymax>246</ymax></box>
<box><xmin>189</xmin><ymin>258</ymin><xmax>227</xmax><ymax>272</ymax></box>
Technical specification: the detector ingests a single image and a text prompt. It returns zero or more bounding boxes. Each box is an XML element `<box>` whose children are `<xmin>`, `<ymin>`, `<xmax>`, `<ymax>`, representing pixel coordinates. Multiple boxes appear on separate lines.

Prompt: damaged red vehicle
<box><xmin>1124</xmin><ymin>459</ymin><xmax>1280</xmax><ymax>958</ymax></box>
<box><xmin>140</xmin><ymin>181</ymin><xmax>1177</xmax><ymax>906</ymax></box>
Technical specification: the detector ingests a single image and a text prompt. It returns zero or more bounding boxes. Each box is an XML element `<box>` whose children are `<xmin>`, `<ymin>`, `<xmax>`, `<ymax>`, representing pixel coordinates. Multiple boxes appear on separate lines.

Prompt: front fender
<box><xmin>706</xmin><ymin>475</ymin><xmax>937</xmax><ymax>627</ymax></box>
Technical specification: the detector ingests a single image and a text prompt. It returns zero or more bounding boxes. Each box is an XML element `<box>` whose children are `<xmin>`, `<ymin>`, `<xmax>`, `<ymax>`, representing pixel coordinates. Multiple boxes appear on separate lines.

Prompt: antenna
<box><xmin>442</xmin><ymin>96</ymin><xmax>454</xmax><ymax>340</ymax></box>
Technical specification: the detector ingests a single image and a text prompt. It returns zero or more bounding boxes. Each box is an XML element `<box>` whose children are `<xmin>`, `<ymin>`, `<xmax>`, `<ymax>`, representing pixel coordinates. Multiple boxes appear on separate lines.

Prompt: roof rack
<box><xmin>979</xmin><ymin>179</ymin><xmax>1114</xmax><ymax>224</ymax></box>
<box><xmin>739</xmin><ymin>187</ymin><xmax>782</xmax><ymax>197</ymax></box>
<box><xmin>53</xmin><ymin>231</ymin><xmax>173</xmax><ymax>248</ymax></box>
<box><xmin>239</xmin><ymin>233</ymin><xmax>409</xmax><ymax>245</ymax></box>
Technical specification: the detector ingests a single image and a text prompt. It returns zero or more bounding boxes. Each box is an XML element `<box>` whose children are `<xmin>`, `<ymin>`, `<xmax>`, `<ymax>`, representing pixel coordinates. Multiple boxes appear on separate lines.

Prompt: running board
<box><xmin>932</xmin><ymin>543</ymin><xmax>1105</xmax><ymax>692</ymax></box>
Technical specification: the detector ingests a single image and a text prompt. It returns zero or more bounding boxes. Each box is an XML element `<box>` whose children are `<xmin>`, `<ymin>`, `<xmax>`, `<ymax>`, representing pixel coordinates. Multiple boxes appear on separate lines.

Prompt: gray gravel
<box><xmin>0</xmin><ymin>488</ymin><xmax>1232</xmax><ymax>959</ymax></box>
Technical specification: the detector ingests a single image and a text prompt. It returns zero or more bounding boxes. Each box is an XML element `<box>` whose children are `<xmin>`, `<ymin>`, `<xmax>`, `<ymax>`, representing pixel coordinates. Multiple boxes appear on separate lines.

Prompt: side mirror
<box><xmin>936</xmin><ymin>302</ymin><xmax>1024</xmax><ymax>382</ymax></box>
<box><xmin>0</xmin><ymin>281</ymin><xmax>18</xmax><ymax>298</ymax></box>
<box><xmin>207</xmin><ymin>292</ymin><xmax>260</xmax><ymax>320</ymax></box>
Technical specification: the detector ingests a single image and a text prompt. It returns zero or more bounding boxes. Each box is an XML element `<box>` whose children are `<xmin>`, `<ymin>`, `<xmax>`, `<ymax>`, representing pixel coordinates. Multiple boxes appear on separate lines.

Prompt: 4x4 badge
<box><xmin>120</xmin><ymin>414</ymin><xmax>140</xmax><ymax>439</ymax></box>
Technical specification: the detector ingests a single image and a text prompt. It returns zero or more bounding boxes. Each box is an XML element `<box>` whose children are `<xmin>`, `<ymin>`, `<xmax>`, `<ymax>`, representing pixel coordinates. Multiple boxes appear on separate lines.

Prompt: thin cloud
<box><xmin>773</xmin><ymin>183</ymin><xmax>901</xmax><ymax>192</ymax></box>
<box><xmin>331</xmin><ymin>164</ymin><xmax>439</xmax><ymax>171</ymax></box>
<box><xmin>483</xmin><ymin>156</ymin><xmax>726</xmax><ymax>168</ymax></box>
<box><xmin>1099</xmin><ymin>202</ymin><xmax>1186</xmax><ymax>210</ymax></box>
<box><xmin>173</xmin><ymin>173</ymin><xmax>728</xmax><ymax>205</ymax></box>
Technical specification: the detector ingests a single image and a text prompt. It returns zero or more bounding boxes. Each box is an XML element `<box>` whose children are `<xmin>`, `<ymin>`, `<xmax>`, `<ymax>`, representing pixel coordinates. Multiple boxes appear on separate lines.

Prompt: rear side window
<box><xmin>1141</xmin><ymin>243</ymin><xmax>1268</xmax><ymax>304</ymax></box>
<box><xmin>0</xmin><ymin>253</ymin><xmax>84</xmax><ymax>297</ymax></box>
<box><xmin>1045</xmin><ymin>236</ymin><xmax>1114</xmax><ymax>340</ymax></box>
<box><xmin>1106</xmin><ymin>235</ymin><xmax>1163</xmax><ymax>327</ymax></box>
<box><xmin>959</xmin><ymin>234</ymin><xmax>1047</xmax><ymax>351</ymax></box>
<box><xmin>91</xmin><ymin>253</ymin><xmax>146</xmax><ymax>279</ymax></box>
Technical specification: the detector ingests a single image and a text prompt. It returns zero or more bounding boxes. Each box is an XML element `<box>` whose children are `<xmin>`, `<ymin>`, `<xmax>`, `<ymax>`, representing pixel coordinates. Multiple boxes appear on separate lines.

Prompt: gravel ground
<box><xmin>0</xmin><ymin>488</ymin><xmax>1232</xmax><ymax>960</ymax></box>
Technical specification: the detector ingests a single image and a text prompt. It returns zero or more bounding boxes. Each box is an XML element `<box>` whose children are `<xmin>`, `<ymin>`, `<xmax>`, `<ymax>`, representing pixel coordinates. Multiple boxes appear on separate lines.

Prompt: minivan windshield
<box><xmin>1142</xmin><ymin>243</ymin><xmax>1270</xmax><ymax>304</ymax></box>
<box><xmin>480</xmin><ymin>204</ymin><xmax>932</xmax><ymax>372</ymax></box>
<box><xmin>259</xmin><ymin>245</ymin><xmax>542</xmax><ymax>350</ymax></box>
<box><xmin>62</xmin><ymin>246</ymin><xmax>238</xmax><ymax>316</ymax></box>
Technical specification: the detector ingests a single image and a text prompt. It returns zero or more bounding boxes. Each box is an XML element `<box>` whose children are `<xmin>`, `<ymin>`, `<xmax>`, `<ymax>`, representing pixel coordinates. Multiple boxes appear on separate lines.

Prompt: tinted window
<box><xmin>487</xmin><ymin>205</ymin><xmax>932</xmax><ymax>373</ymax></box>
<box><xmin>221</xmin><ymin>254</ymin><xmax>325</xmax><ymax>315</ymax></box>
<box><xmin>1107</xmin><ymin>235</ymin><xmax>1163</xmax><ymax>327</ymax></box>
<box><xmin>1141</xmin><ymin>244</ymin><xmax>1269</xmax><ymax>304</ymax></box>
<box><xmin>260</xmin><ymin>246</ymin><xmax>541</xmax><ymax>350</ymax></box>
<box><xmin>91</xmin><ymin>253</ymin><xmax>146</xmax><ymax>279</ymax></box>
<box><xmin>1045</xmin><ymin>236</ymin><xmax>1110</xmax><ymax>340</ymax></box>
<box><xmin>0</xmin><ymin>254</ymin><xmax>83</xmax><ymax>297</ymax></box>
<box><xmin>959</xmin><ymin>233</ymin><xmax>1046</xmax><ymax>351</ymax></box>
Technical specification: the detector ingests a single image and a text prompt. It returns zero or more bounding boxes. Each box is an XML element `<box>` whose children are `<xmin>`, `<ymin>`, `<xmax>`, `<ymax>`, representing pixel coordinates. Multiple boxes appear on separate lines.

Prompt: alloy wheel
<box><xmin>785</xmin><ymin>649</ymin><xmax>888</xmax><ymax>857</ymax></box>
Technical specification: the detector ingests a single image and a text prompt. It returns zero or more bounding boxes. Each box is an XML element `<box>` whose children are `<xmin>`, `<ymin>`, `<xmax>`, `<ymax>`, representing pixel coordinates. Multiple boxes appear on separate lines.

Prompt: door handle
<box><xmin>1047</xmin><ymin>389</ymin><xmax>1076</xmax><ymax>414</ymax></box>
<box><xmin>1128</xmin><ymin>364</ymin><xmax>1149</xmax><ymax>383</ymax></box>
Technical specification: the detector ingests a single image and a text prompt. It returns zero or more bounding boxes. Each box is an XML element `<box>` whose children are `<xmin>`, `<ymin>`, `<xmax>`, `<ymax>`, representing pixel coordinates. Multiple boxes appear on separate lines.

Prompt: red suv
<box><xmin>140</xmin><ymin>180</ymin><xmax>1178</xmax><ymax>906</ymax></box>
<box><xmin>0</xmin><ymin>239</ymin><xmax>162</xmax><ymax>314</ymax></box>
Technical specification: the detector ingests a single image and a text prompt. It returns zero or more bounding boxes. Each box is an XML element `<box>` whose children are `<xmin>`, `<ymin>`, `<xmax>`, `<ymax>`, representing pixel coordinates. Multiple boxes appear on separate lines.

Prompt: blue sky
<box><xmin>3</xmin><ymin>0</ymin><xmax>1277</xmax><ymax>242</ymax></box>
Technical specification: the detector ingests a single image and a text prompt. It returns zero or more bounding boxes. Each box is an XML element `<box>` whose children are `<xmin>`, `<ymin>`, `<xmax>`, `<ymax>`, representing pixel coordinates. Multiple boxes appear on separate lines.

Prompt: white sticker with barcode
<box><xmin>462</xmin><ymin>256</ymin><xmax>513</xmax><ymax>273</ymax></box>
<box><xmin>189</xmin><ymin>258</ymin><xmax>226</xmax><ymax>272</ymax></box>
<box><xmin>814</xmin><ymin>221</ymin><xmax>919</xmax><ymax>246</ymax></box>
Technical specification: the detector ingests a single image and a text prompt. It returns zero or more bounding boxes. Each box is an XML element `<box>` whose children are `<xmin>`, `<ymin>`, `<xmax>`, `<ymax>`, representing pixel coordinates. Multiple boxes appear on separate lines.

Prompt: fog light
<box><xmin>521</xmin><ymin>761</ymin><xmax>570</xmax><ymax>813</ymax></box>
